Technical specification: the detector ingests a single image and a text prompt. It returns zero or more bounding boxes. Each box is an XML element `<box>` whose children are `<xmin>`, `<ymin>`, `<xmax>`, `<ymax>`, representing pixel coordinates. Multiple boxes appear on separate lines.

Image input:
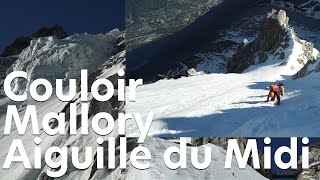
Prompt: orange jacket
<box><xmin>270</xmin><ymin>84</ymin><xmax>279</xmax><ymax>92</ymax></box>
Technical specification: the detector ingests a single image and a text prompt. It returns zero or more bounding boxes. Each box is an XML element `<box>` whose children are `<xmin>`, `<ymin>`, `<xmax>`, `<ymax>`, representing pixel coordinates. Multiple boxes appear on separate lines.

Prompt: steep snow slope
<box><xmin>7</xmin><ymin>29</ymin><xmax>122</xmax><ymax>95</ymax></box>
<box><xmin>0</xmin><ymin>95</ymin><xmax>69</xmax><ymax>179</ymax></box>
<box><xmin>0</xmin><ymin>49</ymin><xmax>125</xmax><ymax>180</ymax></box>
<box><xmin>0</xmin><ymin>28</ymin><xmax>125</xmax><ymax>179</ymax></box>
<box><xmin>126</xmin><ymin>27</ymin><xmax>320</xmax><ymax>137</ymax></box>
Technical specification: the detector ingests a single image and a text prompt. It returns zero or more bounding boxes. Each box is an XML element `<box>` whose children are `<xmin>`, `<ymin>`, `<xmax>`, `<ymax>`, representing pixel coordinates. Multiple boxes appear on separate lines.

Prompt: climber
<box><xmin>270</xmin><ymin>82</ymin><xmax>285</xmax><ymax>101</ymax></box>
<box><xmin>265</xmin><ymin>82</ymin><xmax>283</xmax><ymax>105</ymax></box>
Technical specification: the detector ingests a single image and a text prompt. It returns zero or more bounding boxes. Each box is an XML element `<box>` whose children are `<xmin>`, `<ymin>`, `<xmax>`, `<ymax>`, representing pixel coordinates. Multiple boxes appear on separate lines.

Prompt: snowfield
<box><xmin>126</xmin><ymin>27</ymin><xmax>320</xmax><ymax>137</ymax></box>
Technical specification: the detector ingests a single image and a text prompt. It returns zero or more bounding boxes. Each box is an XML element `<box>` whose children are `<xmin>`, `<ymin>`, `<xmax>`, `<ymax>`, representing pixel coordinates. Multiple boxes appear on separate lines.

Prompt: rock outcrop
<box><xmin>293</xmin><ymin>57</ymin><xmax>320</xmax><ymax>79</ymax></box>
<box><xmin>0</xmin><ymin>37</ymin><xmax>31</xmax><ymax>57</ymax></box>
<box><xmin>116</xmin><ymin>34</ymin><xmax>125</xmax><ymax>52</ymax></box>
<box><xmin>186</xmin><ymin>68</ymin><xmax>205</xmax><ymax>77</ymax></box>
<box><xmin>0</xmin><ymin>24</ymin><xmax>67</xmax><ymax>58</ymax></box>
<box><xmin>191</xmin><ymin>137</ymin><xmax>272</xmax><ymax>179</ymax></box>
<box><xmin>227</xmin><ymin>9</ymin><xmax>289</xmax><ymax>73</ymax></box>
<box><xmin>31</xmin><ymin>24</ymin><xmax>67</xmax><ymax>39</ymax></box>
<box><xmin>297</xmin><ymin>141</ymin><xmax>320</xmax><ymax>180</ymax></box>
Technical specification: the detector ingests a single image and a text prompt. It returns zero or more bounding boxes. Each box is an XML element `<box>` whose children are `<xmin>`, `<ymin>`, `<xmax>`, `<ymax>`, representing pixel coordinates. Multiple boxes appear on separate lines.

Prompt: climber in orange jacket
<box><xmin>265</xmin><ymin>82</ymin><xmax>284</xmax><ymax>105</ymax></box>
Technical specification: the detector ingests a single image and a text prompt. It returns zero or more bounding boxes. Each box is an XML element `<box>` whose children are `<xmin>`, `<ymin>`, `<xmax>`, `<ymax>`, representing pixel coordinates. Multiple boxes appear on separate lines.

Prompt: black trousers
<box><xmin>267</xmin><ymin>91</ymin><xmax>281</xmax><ymax>105</ymax></box>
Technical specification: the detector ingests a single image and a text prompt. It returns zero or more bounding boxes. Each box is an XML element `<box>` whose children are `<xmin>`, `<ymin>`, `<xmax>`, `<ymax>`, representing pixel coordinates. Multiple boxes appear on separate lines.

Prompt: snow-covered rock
<box><xmin>297</xmin><ymin>141</ymin><xmax>320</xmax><ymax>179</ymax></box>
<box><xmin>228</xmin><ymin>9</ymin><xmax>290</xmax><ymax>73</ymax></box>
<box><xmin>0</xmin><ymin>48</ymin><xmax>125</xmax><ymax>180</ymax></box>
<box><xmin>186</xmin><ymin>68</ymin><xmax>205</xmax><ymax>77</ymax></box>
<box><xmin>0</xmin><ymin>28</ymin><xmax>126</xmax><ymax>179</ymax></box>
<box><xmin>7</xmin><ymin>29</ymin><xmax>122</xmax><ymax>95</ymax></box>
<box><xmin>294</xmin><ymin>57</ymin><xmax>320</xmax><ymax>79</ymax></box>
<box><xmin>0</xmin><ymin>25</ymin><xmax>67</xmax><ymax>58</ymax></box>
<box><xmin>273</xmin><ymin>0</ymin><xmax>320</xmax><ymax>20</ymax></box>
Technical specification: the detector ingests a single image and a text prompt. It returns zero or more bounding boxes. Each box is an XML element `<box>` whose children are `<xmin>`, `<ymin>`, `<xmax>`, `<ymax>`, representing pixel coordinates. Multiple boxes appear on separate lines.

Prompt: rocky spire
<box><xmin>227</xmin><ymin>9</ymin><xmax>290</xmax><ymax>73</ymax></box>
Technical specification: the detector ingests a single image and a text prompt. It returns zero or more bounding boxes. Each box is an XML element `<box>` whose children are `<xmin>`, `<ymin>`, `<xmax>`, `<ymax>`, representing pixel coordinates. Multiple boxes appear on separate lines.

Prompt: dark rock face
<box><xmin>191</xmin><ymin>137</ymin><xmax>272</xmax><ymax>179</ymax></box>
<box><xmin>0</xmin><ymin>24</ymin><xmax>67</xmax><ymax>58</ymax></box>
<box><xmin>31</xmin><ymin>24</ymin><xmax>67</xmax><ymax>39</ymax></box>
<box><xmin>297</xmin><ymin>141</ymin><xmax>320</xmax><ymax>179</ymax></box>
<box><xmin>39</xmin><ymin>172</ymin><xmax>54</xmax><ymax>180</ymax></box>
<box><xmin>293</xmin><ymin>58</ymin><xmax>320</xmax><ymax>79</ymax></box>
<box><xmin>88</xmin><ymin>137</ymin><xmax>138</xmax><ymax>180</ymax></box>
<box><xmin>115</xmin><ymin>34</ymin><xmax>125</xmax><ymax>53</ymax></box>
<box><xmin>227</xmin><ymin>9</ymin><xmax>289</xmax><ymax>73</ymax></box>
<box><xmin>126</xmin><ymin>0</ymin><xmax>223</xmax><ymax>51</ymax></box>
<box><xmin>0</xmin><ymin>36</ymin><xmax>31</xmax><ymax>57</ymax></box>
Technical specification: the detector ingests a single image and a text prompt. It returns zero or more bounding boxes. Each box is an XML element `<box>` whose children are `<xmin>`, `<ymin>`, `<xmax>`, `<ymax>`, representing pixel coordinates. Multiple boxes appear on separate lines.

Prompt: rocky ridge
<box><xmin>0</xmin><ymin>24</ymin><xmax>67</xmax><ymax>58</ymax></box>
<box><xmin>228</xmin><ymin>9</ymin><xmax>290</xmax><ymax>73</ymax></box>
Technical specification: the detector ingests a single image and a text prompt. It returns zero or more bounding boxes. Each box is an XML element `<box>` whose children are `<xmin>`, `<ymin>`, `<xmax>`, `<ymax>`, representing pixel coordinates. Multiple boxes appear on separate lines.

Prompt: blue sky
<box><xmin>0</xmin><ymin>0</ymin><xmax>124</xmax><ymax>51</ymax></box>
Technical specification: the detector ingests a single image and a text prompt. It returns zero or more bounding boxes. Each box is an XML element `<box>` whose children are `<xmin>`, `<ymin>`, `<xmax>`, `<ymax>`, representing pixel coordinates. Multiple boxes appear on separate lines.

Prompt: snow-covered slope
<box><xmin>0</xmin><ymin>28</ymin><xmax>126</xmax><ymax>179</ymax></box>
<box><xmin>7</xmin><ymin>29</ymin><xmax>122</xmax><ymax>95</ymax></box>
<box><xmin>0</xmin><ymin>49</ymin><xmax>125</xmax><ymax>179</ymax></box>
<box><xmin>126</xmin><ymin>21</ymin><xmax>320</xmax><ymax>137</ymax></box>
<box><xmin>91</xmin><ymin>138</ymin><xmax>267</xmax><ymax>180</ymax></box>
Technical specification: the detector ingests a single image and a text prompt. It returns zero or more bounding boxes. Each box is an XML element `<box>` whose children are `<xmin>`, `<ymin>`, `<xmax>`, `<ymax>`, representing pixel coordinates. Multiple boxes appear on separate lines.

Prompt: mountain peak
<box><xmin>31</xmin><ymin>24</ymin><xmax>67</xmax><ymax>39</ymax></box>
<box><xmin>0</xmin><ymin>24</ymin><xmax>67</xmax><ymax>58</ymax></box>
